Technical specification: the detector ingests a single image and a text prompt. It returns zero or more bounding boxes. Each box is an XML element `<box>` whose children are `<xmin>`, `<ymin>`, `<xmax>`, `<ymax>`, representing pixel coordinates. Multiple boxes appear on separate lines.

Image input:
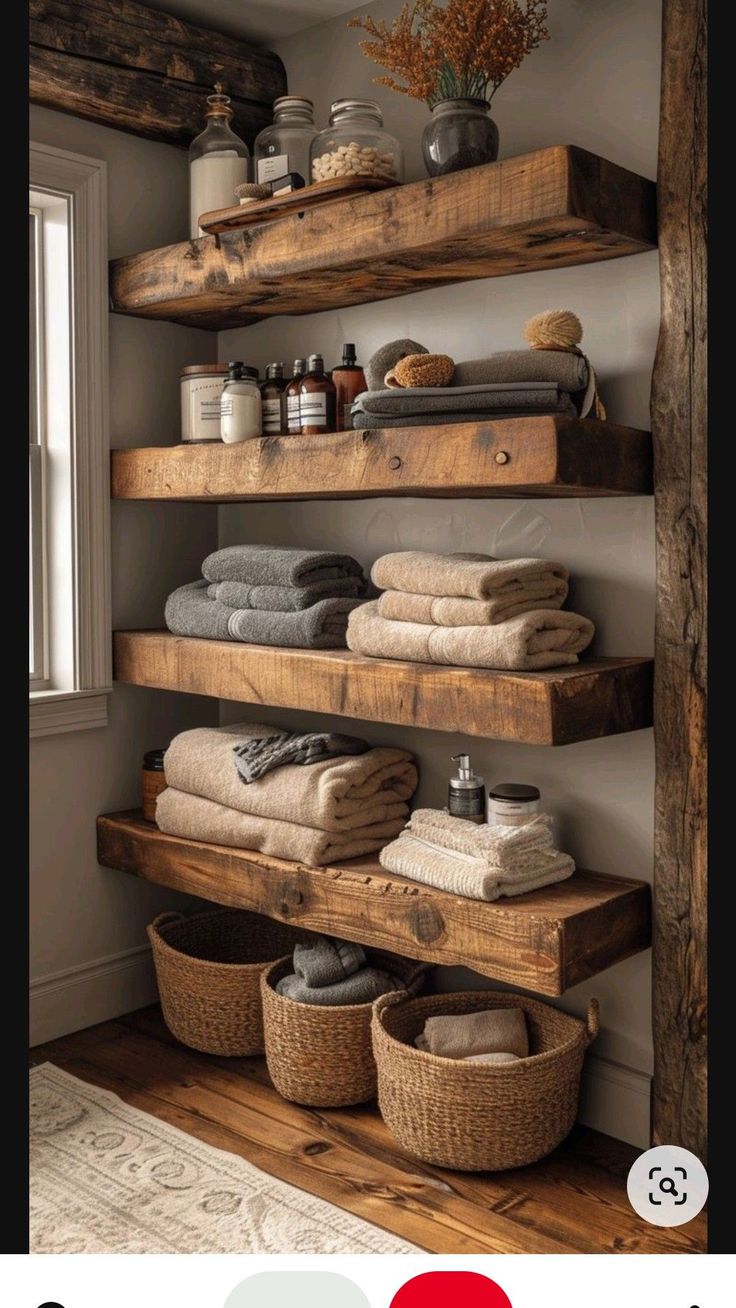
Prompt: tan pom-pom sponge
<box><xmin>385</xmin><ymin>353</ymin><xmax>455</xmax><ymax>388</ymax></box>
<box><xmin>524</xmin><ymin>309</ymin><xmax>583</xmax><ymax>351</ymax></box>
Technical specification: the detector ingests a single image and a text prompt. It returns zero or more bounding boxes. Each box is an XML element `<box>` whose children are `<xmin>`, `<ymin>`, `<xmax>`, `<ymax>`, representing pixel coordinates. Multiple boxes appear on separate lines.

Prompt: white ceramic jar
<box><xmin>220</xmin><ymin>362</ymin><xmax>262</xmax><ymax>443</ymax></box>
<box><xmin>180</xmin><ymin>364</ymin><xmax>229</xmax><ymax>443</ymax></box>
<box><xmin>488</xmin><ymin>783</ymin><xmax>541</xmax><ymax>827</ymax></box>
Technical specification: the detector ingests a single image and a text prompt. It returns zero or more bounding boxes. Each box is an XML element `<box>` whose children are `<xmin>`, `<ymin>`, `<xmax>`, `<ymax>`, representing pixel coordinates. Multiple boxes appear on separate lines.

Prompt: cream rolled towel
<box><xmin>464</xmin><ymin>1051</ymin><xmax>521</xmax><ymax>1065</ymax></box>
<box><xmin>155</xmin><ymin>787</ymin><xmax>408</xmax><ymax>867</ymax></box>
<box><xmin>415</xmin><ymin>1008</ymin><xmax>529</xmax><ymax>1060</ymax></box>
<box><xmin>377</xmin><ymin>585</ymin><xmax>567</xmax><ymax>626</ymax></box>
<box><xmin>348</xmin><ymin>602</ymin><xmax>594</xmax><ymax>671</ymax></box>
<box><xmin>370</xmin><ymin>552</ymin><xmax>569</xmax><ymax>601</ymax></box>
<box><xmin>164</xmin><ymin>723</ymin><xmax>418</xmax><ymax>832</ymax></box>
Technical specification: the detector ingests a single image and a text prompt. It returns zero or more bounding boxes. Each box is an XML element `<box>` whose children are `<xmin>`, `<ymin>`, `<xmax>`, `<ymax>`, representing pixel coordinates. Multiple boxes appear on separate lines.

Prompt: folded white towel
<box><xmin>379</xmin><ymin>831</ymin><xmax>575</xmax><ymax>901</ymax></box>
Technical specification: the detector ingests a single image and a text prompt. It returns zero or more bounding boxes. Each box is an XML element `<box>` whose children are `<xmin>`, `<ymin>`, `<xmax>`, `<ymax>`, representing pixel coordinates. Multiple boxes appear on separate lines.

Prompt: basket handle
<box><xmin>372</xmin><ymin>987</ymin><xmax>408</xmax><ymax>1022</ymax></box>
<box><xmin>586</xmin><ymin>997</ymin><xmax>600</xmax><ymax>1043</ymax></box>
<box><xmin>148</xmin><ymin>911</ymin><xmax>185</xmax><ymax>939</ymax></box>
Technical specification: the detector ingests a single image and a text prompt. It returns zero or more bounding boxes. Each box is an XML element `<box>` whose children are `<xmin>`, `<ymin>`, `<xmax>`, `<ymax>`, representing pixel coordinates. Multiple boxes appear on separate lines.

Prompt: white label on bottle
<box><xmin>300</xmin><ymin>394</ymin><xmax>328</xmax><ymax>423</ymax></box>
<box><xmin>257</xmin><ymin>154</ymin><xmax>289</xmax><ymax>183</ymax></box>
<box><xmin>287</xmin><ymin>394</ymin><xmax>301</xmax><ymax>431</ymax></box>
<box><xmin>262</xmin><ymin>397</ymin><xmax>283</xmax><ymax>433</ymax></box>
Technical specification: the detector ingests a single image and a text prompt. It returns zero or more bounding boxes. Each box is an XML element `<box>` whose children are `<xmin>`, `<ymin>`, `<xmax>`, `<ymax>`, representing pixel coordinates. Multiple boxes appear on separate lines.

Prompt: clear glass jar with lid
<box><xmin>310</xmin><ymin>100</ymin><xmax>403</xmax><ymax>184</ymax></box>
<box><xmin>254</xmin><ymin>96</ymin><xmax>317</xmax><ymax>185</ymax></box>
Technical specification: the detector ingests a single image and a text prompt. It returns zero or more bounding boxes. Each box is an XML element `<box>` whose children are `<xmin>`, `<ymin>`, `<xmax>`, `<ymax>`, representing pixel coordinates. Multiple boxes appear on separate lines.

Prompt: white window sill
<box><xmin>29</xmin><ymin>686</ymin><xmax>112</xmax><ymax>738</ymax></box>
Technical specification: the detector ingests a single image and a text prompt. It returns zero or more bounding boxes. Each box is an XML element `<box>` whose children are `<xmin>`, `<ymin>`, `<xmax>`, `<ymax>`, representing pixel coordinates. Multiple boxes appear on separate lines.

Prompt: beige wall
<box><xmin>216</xmin><ymin>0</ymin><xmax>661</xmax><ymax>1145</ymax></box>
<box><xmin>29</xmin><ymin>106</ymin><xmax>218</xmax><ymax>1044</ymax></box>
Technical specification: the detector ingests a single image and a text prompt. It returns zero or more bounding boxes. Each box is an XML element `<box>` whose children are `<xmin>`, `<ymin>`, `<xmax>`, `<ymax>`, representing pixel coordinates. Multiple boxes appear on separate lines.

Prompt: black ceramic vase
<box><xmin>422</xmin><ymin>98</ymin><xmax>499</xmax><ymax>177</ymax></box>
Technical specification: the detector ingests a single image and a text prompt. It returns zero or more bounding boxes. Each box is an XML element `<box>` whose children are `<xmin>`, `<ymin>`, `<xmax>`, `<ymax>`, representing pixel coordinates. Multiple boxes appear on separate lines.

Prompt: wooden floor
<box><xmin>32</xmin><ymin>1006</ymin><xmax>706</xmax><ymax>1255</ymax></box>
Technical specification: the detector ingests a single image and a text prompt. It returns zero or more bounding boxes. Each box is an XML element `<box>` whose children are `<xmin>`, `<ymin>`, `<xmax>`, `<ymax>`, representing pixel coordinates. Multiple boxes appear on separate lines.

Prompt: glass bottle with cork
<box><xmin>260</xmin><ymin>363</ymin><xmax>288</xmax><ymax>435</ymax></box>
<box><xmin>189</xmin><ymin>84</ymin><xmax>249</xmax><ymax>239</ymax></box>
<box><xmin>299</xmin><ymin>354</ymin><xmax>337</xmax><ymax>434</ymax></box>
<box><xmin>285</xmin><ymin>358</ymin><xmax>307</xmax><ymax>434</ymax></box>
<box><xmin>331</xmin><ymin>344</ymin><xmax>366</xmax><ymax>430</ymax></box>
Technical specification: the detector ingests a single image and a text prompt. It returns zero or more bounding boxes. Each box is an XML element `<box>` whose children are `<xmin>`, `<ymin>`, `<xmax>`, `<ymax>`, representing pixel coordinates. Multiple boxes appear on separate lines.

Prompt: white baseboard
<box><xmin>30</xmin><ymin>945</ymin><xmax>157</xmax><ymax>1046</ymax></box>
<box><xmin>579</xmin><ymin>1052</ymin><xmax>651</xmax><ymax>1148</ymax></box>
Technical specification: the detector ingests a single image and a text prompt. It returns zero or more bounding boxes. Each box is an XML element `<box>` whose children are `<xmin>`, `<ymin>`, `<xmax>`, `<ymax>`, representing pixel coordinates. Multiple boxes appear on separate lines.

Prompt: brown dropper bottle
<box><xmin>284</xmin><ymin>358</ymin><xmax>307</xmax><ymax>434</ymax></box>
<box><xmin>299</xmin><ymin>354</ymin><xmax>337</xmax><ymax>434</ymax></box>
<box><xmin>331</xmin><ymin>343</ymin><xmax>367</xmax><ymax>431</ymax></box>
<box><xmin>260</xmin><ymin>362</ymin><xmax>287</xmax><ymax>435</ymax></box>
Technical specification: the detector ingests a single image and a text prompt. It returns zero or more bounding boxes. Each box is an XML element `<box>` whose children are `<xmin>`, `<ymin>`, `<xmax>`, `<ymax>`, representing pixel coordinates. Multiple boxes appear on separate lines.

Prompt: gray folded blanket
<box><xmin>352</xmin><ymin>382</ymin><xmax>574</xmax><ymax>422</ymax></box>
<box><xmin>165</xmin><ymin>580</ymin><xmax>362</xmax><ymax>649</ymax></box>
<box><xmin>453</xmin><ymin>349</ymin><xmax>588</xmax><ymax>391</ymax></box>
<box><xmin>352</xmin><ymin>403</ymin><xmax>576</xmax><ymax>428</ymax></box>
<box><xmin>203</xmin><ymin>545</ymin><xmax>364</xmax><ymax>588</ymax></box>
<box><xmin>293</xmin><ymin>937</ymin><xmax>367</xmax><ymax>988</ymax></box>
<box><xmin>233</xmin><ymin>731</ymin><xmax>369</xmax><ymax>783</ymax></box>
<box><xmin>275</xmin><ymin>966</ymin><xmax>404</xmax><ymax>1006</ymax></box>
<box><xmin>208</xmin><ymin>576</ymin><xmax>367</xmax><ymax>612</ymax></box>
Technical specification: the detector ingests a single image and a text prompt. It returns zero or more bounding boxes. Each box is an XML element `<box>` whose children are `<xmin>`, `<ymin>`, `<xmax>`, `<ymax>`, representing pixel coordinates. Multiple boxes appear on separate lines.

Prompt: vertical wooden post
<box><xmin>651</xmin><ymin>0</ymin><xmax>707</xmax><ymax>1159</ymax></box>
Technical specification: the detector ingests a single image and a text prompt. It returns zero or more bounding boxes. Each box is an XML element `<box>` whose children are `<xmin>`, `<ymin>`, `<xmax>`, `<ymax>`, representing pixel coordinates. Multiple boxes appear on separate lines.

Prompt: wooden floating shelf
<box><xmin>114</xmin><ymin>631</ymin><xmax>653</xmax><ymax>746</ymax></box>
<box><xmin>109</xmin><ymin>145</ymin><xmax>657</xmax><ymax>330</ymax></box>
<box><xmin>97</xmin><ymin>811</ymin><xmax>652</xmax><ymax>996</ymax></box>
<box><xmin>111</xmin><ymin>417</ymin><xmax>653</xmax><ymax>502</ymax></box>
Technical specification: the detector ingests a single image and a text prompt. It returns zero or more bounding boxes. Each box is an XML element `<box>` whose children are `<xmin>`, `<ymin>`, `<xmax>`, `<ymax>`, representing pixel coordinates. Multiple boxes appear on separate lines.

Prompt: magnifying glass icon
<box><xmin>659</xmin><ymin>1177</ymin><xmax>678</xmax><ymax>1198</ymax></box>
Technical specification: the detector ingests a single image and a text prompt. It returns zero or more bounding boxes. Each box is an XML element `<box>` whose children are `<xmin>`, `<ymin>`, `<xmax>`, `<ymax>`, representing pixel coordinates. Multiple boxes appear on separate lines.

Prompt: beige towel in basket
<box><xmin>416</xmin><ymin>1008</ymin><xmax>529</xmax><ymax>1060</ymax></box>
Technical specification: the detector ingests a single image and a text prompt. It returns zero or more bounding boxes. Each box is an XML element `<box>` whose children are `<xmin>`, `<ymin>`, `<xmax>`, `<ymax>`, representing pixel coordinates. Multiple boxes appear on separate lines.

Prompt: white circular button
<box><xmin>627</xmin><ymin>1145</ymin><xmax>708</xmax><ymax>1226</ymax></box>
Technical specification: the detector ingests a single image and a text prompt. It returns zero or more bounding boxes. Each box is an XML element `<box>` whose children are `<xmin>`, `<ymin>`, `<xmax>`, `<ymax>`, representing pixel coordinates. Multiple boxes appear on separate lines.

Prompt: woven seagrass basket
<box><xmin>372</xmin><ymin>989</ymin><xmax>599</xmax><ymax>1171</ymax></box>
<box><xmin>148</xmin><ymin>909</ymin><xmax>311</xmax><ymax>1057</ymax></box>
<box><xmin>262</xmin><ymin>951</ymin><xmax>429</xmax><ymax>1107</ymax></box>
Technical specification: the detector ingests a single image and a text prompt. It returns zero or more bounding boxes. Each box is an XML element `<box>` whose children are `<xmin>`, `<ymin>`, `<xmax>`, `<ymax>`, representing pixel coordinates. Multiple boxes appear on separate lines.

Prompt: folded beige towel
<box><xmin>371</xmin><ymin>552</ymin><xmax>569</xmax><ymax>601</ymax></box>
<box><xmin>408</xmin><ymin>809</ymin><xmax>564</xmax><ymax>877</ymax></box>
<box><xmin>348</xmin><ymin>602</ymin><xmax>594</xmax><ymax>671</ymax></box>
<box><xmin>378</xmin><ymin>584</ymin><xmax>567</xmax><ymax>626</ymax></box>
<box><xmin>416</xmin><ymin>1009</ymin><xmax>529</xmax><ymax>1060</ymax></box>
<box><xmin>164</xmin><ymin>723</ymin><xmax>418</xmax><ymax>833</ymax></box>
<box><xmin>379</xmin><ymin>831</ymin><xmax>574</xmax><ymax>900</ymax></box>
<box><xmin>464</xmin><ymin>1051</ymin><xmax>521</xmax><ymax>1065</ymax></box>
<box><xmin>156</xmin><ymin>787</ymin><xmax>408</xmax><ymax>867</ymax></box>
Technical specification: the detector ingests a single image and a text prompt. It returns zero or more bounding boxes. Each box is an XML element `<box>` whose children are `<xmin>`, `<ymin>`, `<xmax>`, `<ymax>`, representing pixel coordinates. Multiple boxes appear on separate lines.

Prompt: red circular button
<box><xmin>391</xmin><ymin>1272</ymin><xmax>512</xmax><ymax>1308</ymax></box>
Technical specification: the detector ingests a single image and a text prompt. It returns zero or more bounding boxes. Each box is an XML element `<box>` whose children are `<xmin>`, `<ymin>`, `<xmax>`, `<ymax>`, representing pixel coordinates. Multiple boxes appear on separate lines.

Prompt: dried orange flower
<box><xmin>349</xmin><ymin>0</ymin><xmax>549</xmax><ymax>107</ymax></box>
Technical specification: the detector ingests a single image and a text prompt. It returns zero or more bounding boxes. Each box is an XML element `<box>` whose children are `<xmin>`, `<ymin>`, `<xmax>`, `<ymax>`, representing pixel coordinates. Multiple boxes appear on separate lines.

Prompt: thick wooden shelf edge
<box><xmin>113</xmin><ymin>631</ymin><xmax>654</xmax><ymax>746</ymax></box>
<box><xmin>109</xmin><ymin>145</ymin><xmax>657</xmax><ymax>329</ymax></box>
<box><xmin>97</xmin><ymin>811</ymin><xmax>652</xmax><ymax>995</ymax></box>
<box><xmin>111</xmin><ymin>417</ymin><xmax>653</xmax><ymax>502</ymax></box>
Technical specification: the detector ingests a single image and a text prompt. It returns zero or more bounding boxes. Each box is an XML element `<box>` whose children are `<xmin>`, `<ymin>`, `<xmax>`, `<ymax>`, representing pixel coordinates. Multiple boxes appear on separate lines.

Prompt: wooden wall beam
<box><xmin>29</xmin><ymin>0</ymin><xmax>287</xmax><ymax>148</ymax></box>
<box><xmin>651</xmin><ymin>0</ymin><xmax>707</xmax><ymax>1158</ymax></box>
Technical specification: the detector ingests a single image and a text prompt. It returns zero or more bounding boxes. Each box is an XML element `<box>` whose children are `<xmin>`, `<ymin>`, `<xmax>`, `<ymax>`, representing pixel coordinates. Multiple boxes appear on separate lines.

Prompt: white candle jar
<box><xmin>180</xmin><ymin>364</ymin><xmax>229</xmax><ymax>444</ymax></box>
<box><xmin>220</xmin><ymin>363</ymin><xmax>262</xmax><ymax>443</ymax></box>
<box><xmin>488</xmin><ymin>783</ymin><xmax>541</xmax><ymax>827</ymax></box>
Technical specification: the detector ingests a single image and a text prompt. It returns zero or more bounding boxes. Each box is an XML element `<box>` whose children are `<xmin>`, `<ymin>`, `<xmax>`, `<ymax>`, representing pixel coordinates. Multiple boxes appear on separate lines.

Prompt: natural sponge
<box><xmin>365</xmin><ymin>338</ymin><xmax>429</xmax><ymax>392</ymax></box>
<box><xmin>523</xmin><ymin>309</ymin><xmax>583</xmax><ymax>351</ymax></box>
<box><xmin>388</xmin><ymin>353</ymin><xmax>456</xmax><ymax>388</ymax></box>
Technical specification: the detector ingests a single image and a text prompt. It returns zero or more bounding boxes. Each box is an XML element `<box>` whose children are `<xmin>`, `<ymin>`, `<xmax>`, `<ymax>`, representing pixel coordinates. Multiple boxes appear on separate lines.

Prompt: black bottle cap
<box><xmin>342</xmin><ymin>343</ymin><xmax>357</xmax><ymax>365</ymax></box>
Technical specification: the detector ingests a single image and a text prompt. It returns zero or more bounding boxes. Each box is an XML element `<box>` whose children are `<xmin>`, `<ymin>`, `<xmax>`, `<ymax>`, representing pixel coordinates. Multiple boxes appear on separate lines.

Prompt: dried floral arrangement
<box><xmin>349</xmin><ymin>0</ymin><xmax>549</xmax><ymax>107</ymax></box>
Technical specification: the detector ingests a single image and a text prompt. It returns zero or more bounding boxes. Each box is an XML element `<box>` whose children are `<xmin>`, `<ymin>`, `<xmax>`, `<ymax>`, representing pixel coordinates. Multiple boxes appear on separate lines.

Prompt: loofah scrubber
<box><xmin>365</xmin><ymin>339</ymin><xmax>429</xmax><ymax>392</ymax></box>
<box><xmin>386</xmin><ymin>353</ymin><xmax>456</xmax><ymax>388</ymax></box>
<box><xmin>523</xmin><ymin>309</ymin><xmax>583</xmax><ymax>352</ymax></box>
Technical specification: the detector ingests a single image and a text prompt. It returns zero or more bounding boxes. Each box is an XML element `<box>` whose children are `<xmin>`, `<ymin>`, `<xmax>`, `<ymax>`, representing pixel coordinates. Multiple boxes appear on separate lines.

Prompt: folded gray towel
<box><xmin>203</xmin><ymin>545</ymin><xmax>364</xmax><ymax>588</ymax></box>
<box><xmin>275</xmin><ymin>966</ymin><xmax>404</xmax><ymax>1006</ymax></box>
<box><xmin>453</xmin><ymin>350</ymin><xmax>588</xmax><ymax>391</ymax></box>
<box><xmin>227</xmin><ymin>596</ymin><xmax>363</xmax><ymax>649</ymax></box>
<box><xmin>365</xmin><ymin>338</ymin><xmax>429</xmax><ymax>391</ymax></box>
<box><xmin>164</xmin><ymin>580</ymin><xmax>235</xmax><ymax>641</ymax></box>
<box><xmin>351</xmin><ymin>383</ymin><xmax>576</xmax><ymax>427</ymax></box>
<box><xmin>233</xmin><ymin>731</ymin><xmax>369</xmax><ymax>783</ymax></box>
<box><xmin>208</xmin><ymin>576</ymin><xmax>367</xmax><ymax>612</ymax></box>
<box><xmin>293</xmin><ymin>937</ymin><xmax>367</xmax><ymax>988</ymax></box>
<box><xmin>352</xmin><ymin>401</ymin><xmax>576</xmax><ymax>428</ymax></box>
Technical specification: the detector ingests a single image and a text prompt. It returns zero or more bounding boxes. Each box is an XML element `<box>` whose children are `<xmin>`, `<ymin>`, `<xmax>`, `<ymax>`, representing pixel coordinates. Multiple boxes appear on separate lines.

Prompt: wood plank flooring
<box><xmin>31</xmin><ymin>1006</ymin><xmax>706</xmax><ymax>1255</ymax></box>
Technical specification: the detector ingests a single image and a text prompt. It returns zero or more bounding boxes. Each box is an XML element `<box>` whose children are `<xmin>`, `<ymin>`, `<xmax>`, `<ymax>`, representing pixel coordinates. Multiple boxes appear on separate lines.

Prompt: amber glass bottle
<box><xmin>331</xmin><ymin>343</ymin><xmax>366</xmax><ymax>431</ymax></box>
<box><xmin>260</xmin><ymin>362</ymin><xmax>287</xmax><ymax>435</ymax></box>
<box><xmin>284</xmin><ymin>358</ymin><xmax>307</xmax><ymax>434</ymax></box>
<box><xmin>299</xmin><ymin>354</ymin><xmax>337</xmax><ymax>434</ymax></box>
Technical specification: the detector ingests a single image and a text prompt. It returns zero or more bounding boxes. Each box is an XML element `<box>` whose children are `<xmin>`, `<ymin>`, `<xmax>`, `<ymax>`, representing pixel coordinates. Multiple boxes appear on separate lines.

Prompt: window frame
<box><xmin>29</xmin><ymin>207</ymin><xmax>49</xmax><ymax>688</ymax></box>
<box><xmin>29</xmin><ymin>143</ymin><xmax>111</xmax><ymax>738</ymax></box>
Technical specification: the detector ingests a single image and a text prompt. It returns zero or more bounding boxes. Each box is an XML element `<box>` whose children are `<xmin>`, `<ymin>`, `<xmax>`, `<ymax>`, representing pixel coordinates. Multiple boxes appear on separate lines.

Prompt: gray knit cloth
<box><xmin>275</xmin><ymin>966</ymin><xmax>404</xmax><ymax>1006</ymax></box>
<box><xmin>293</xmin><ymin>937</ymin><xmax>367</xmax><ymax>988</ymax></box>
<box><xmin>233</xmin><ymin>731</ymin><xmax>369</xmax><ymax>783</ymax></box>
<box><xmin>202</xmin><ymin>545</ymin><xmax>364</xmax><ymax>588</ymax></box>
<box><xmin>208</xmin><ymin>576</ymin><xmax>367</xmax><ymax>612</ymax></box>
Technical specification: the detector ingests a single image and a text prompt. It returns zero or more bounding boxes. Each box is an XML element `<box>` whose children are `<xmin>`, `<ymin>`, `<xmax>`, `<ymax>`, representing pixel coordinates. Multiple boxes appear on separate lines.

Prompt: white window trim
<box><xmin>29</xmin><ymin>143</ymin><xmax>111</xmax><ymax>738</ymax></box>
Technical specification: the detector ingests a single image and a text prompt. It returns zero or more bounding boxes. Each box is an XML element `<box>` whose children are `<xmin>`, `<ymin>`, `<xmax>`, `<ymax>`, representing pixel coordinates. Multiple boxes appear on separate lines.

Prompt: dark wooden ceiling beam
<box><xmin>29</xmin><ymin>0</ymin><xmax>287</xmax><ymax>148</ymax></box>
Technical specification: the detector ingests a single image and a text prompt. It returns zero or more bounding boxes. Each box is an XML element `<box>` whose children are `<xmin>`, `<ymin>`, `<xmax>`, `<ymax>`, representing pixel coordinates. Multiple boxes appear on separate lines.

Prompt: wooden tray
<box><xmin>199</xmin><ymin>175</ymin><xmax>399</xmax><ymax>234</ymax></box>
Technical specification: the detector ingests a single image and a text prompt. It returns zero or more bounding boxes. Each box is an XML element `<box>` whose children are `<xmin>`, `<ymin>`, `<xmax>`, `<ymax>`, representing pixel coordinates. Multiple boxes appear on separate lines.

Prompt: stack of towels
<box><xmin>347</xmin><ymin>550</ymin><xmax>595</xmax><ymax>671</ymax></box>
<box><xmin>155</xmin><ymin>721</ymin><xmax>418</xmax><ymax>867</ymax></box>
<box><xmin>415</xmin><ymin>1008</ymin><xmax>530</xmax><ymax>1065</ymax></box>
<box><xmin>379</xmin><ymin>809</ymin><xmax>575</xmax><ymax>901</ymax></box>
<box><xmin>352</xmin><ymin>347</ymin><xmax>590</xmax><ymax>428</ymax></box>
<box><xmin>276</xmin><ymin>936</ymin><xmax>405</xmax><ymax>1006</ymax></box>
<box><xmin>165</xmin><ymin>545</ymin><xmax>371</xmax><ymax>650</ymax></box>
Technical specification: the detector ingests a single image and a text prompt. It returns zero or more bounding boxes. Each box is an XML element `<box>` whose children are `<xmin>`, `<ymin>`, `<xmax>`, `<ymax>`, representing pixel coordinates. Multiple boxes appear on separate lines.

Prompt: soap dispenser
<box><xmin>448</xmin><ymin>754</ymin><xmax>485</xmax><ymax>824</ymax></box>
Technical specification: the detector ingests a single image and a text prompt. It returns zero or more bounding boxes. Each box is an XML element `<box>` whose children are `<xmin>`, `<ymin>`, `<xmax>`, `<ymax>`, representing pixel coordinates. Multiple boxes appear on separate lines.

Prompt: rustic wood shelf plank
<box><xmin>97</xmin><ymin>811</ymin><xmax>652</xmax><ymax>995</ymax></box>
<box><xmin>113</xmin><ymin>631</ymin><xmax>653</xmax><ymax>746</ymax></box>
<box><xmin>109</xmin><ymin>145</ymin><xmax>657</xmax><ymax>329</ymax></box>
<box><xmin>111</xmin><ymin>417</ymin><xmax>653</xmax><ymax>502</ymax></box>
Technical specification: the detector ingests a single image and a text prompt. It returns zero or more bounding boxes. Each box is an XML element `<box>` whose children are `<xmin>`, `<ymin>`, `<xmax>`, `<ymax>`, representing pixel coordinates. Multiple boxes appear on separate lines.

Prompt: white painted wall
<box><xmin>216</xmin><ymin>0</ymin><xmax>661</xmax><ymax>1145</ymax></box>
<box><xmin>29</xmin><ymin>106</ymin><xmax>219</xmax><ymax>1044</ymax></box>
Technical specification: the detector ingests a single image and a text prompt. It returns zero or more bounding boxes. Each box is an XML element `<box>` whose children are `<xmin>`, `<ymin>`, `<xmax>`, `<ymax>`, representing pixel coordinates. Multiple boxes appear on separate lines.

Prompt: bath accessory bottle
<box><xmin>300</xmin><ymin>354</ymin><xmax>337</xmax><ymax>434</ymax></box>
<box><xmin>448</xmin><ymin>754</ymin><xmax>485</xmax><ymax>824</ymax></box>
<box><xmin>285</xmin><ymin>358</ymin><xmax>307</xmax><ymax>434</ymax></box>
<box><xmin>189</xmin><ymin>84</ymin><xmax>249</xmax><ymax>238</ymax></box>
<box><xmin>220</xmin><ymin>362</ymin><xmax>262</xmax><ymax>443</ymax></box>
<box><xmin>488</xmin><ymin>783</ymin><xmax>541</xmax><ymax>828</ymax></box>
<box><xmin>260</xmin><ymin>363</ymin><xmax>287</xmax><ymax>435</ymax></box>
<box><xmin>332</xmin><ymin>344</ymin><xmax>367</xmax><ymax>430</ymax></box>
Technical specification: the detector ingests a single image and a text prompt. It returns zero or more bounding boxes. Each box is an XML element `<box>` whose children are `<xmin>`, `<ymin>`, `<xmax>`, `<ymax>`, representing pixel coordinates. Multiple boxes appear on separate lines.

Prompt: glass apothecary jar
<box><xmin>189</xmin><ymin>84</ymin><xmax>249</xmax><ymax>238</ymax></box>
<box><xmin>254</xmin><ymin>96</ymin><xmax>317</xmax><ymax>185</ymax></box>
<box><xmin>310</xmin><ymin>100</ymin><xmax>403</xmax><ymax>184</ymax></box>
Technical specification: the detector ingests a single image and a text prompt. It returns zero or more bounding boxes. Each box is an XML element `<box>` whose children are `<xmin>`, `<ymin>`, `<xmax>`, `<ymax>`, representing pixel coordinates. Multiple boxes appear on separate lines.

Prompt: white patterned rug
<box><xmin>30</xmin><ymin>1064</ymin><xmax>419</xmax><ymax>1254</ymax></box>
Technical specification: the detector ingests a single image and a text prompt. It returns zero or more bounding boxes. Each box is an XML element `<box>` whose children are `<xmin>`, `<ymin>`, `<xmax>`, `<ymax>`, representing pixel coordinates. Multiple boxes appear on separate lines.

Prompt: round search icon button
<box><xmin>627</xmin><ymin>1145</ymin><xmax>708</xmax><ymax>1227</ymax></box>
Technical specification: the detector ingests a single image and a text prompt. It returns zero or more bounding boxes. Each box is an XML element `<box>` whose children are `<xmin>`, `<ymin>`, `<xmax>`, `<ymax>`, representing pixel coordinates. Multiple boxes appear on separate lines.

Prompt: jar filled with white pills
<box><xmin>310</xmin><ymin>99</ymin><xmax>403</xmax><ymax>185</ymax></box>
